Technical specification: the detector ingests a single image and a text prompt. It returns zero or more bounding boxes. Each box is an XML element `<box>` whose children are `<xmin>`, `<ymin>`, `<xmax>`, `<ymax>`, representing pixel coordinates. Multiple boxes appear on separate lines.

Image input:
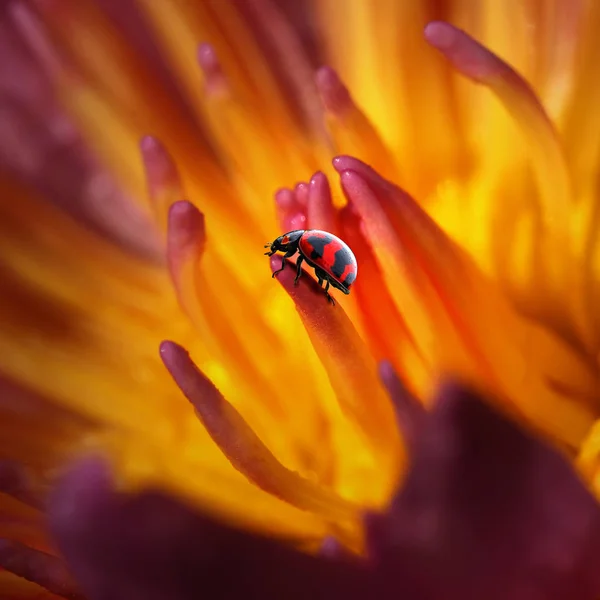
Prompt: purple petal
<box><xmin>0</xmin><ymin>538</ymin><xmax>83</xmax><ymax>599</ymax></box>
<box><xmin>369</xmin><ymin>381</ymin><xmax>600</xmax><ymax>600</ymax></box>
<box><xmin>49</xmin><ymin>458</ymin><xmax>374</xmax><ymax>600</ymax></box>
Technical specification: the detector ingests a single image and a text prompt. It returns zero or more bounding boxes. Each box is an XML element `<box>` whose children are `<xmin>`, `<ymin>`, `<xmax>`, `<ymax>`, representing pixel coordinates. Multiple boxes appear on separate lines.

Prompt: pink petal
<box><xmin>425</xmin><ymin>21</ymin><xmax>571</xmax><ymax>233</ymax></box>
<box><xmin>159</xmin><ymin>340</ymin><xmax>357</xmax><ymax>523</ymax></box>
<box><xmin>140</xmin><ymin>135</ymin><xmax>185</xmax><ymax>230</ymax></box>
<box><xmin>368</xmin><ymin>381</ymin><xmax>600</xmax><ymax>600</ymax></box>
<box><xmin>270</xmin><ymin>254</ymin><xmax>402</xmax><ymax>504</ymax></box>
<box><xmin>306</xmin><ymin>171</ymin><xmax>338</xmax><ymax>234</ymax></box>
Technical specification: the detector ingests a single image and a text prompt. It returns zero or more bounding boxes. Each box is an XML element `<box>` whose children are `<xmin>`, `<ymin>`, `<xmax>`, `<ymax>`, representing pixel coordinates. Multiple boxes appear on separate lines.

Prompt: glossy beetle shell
<box><xmin>298</xmin><ymin>230</ymin><xmax>357</xmax><ymax>291</ymax></box>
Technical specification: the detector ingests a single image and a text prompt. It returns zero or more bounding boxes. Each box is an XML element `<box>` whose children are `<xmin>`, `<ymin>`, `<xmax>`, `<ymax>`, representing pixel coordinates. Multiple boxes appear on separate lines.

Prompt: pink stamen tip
<box><xmin>140</xmin><ymin>135</ymin><xmax>169</xmax><ymax>171</ymax></box>
<box><xmin>274</xmin><ymin>188</ymin><xmax>295</xmax><ymax>210</ymax></box>
<box><xmin>269</xmin><ymin>254</ymin><xmax>285</xmax><ymax>273</ymax></box>
<box><xmin>333</xmin><ymin>156</ymin><xmax>397</xmax><ymax>197</ymax></box>
<box><xmin>319</xmin><ymin>536</ymin><xmax>343</xmax><ymax>558</ymax></box>
<box><xmin>423</xmin><ymin>21</ymin><xmax>458</xmax><ymax>50</ymax></box>
<box><xmin>166</xmin><ymin>201</ymin><xmax>206</xmax><ymax>293</ymax></box>
<box><xmin>310</xmin><ymin>171</ymin><xmax>326</xmax><ymax>185</ymax></box>
<box><xmin>309</xmin><ymin>172</ymin><xmax>329</xmax><ymax>200</ymax></box>
<box><xmin>197</xmin><ymin>43</ymin><xmax>221</xmax><ymax>74</ymax></box>
<box><xmin>159</xmin><ymin>341</ymin><xmax>202</xmax><ymax>404</ymax></box>
<box><xmin>339</xmin><ymin>169</ymin><xmax>362</xmax><ymax>194</ymax></box>
<box><xmin>315</xmin><ymin>66</ymin><xmax>352</xmax><ymax>116</ymax></box>
<box><xmin>307</xmin><ymin>171</ymin><xmax>336</xmax><ymax>233</ymax></box>
<box><xmin>159</xmin><ymin>340</ymin><xmax>185</xmax><ymax>362</ymax></box>
<box><xmin>139</xmin><ymin>134</ymin><xmax>160</xmax><ymax>152</ymax></box>
<box><xmin>293</xmin><ymin>182</ymin><xmax>309</xmax><ymax>207</ymax></box>
<box><xmin>197</xmin><ymin>43</ymin><xmax>228</xmax><ymax>95</ymax></box>
<box><xmin>274</xmin><ymin>188</ymin><xmax>307</xmax><ymax>232</ymax></box>
<box><xmin>169</xmin><ymin>199</ymin><xmax>196</xmax><ymax>218</ymax></box>
<box><xmin>10</xmin><ymin>1</ymin><xmax>63</xmax><ymax>77</ymax></box>
<box><xmin>140</xmin><ymin>135</ymin><xmax>181</xmax><ymax>194</ymax></box>
<box><xmin>378</xmin><ymin>360</ymin><xmax>398</xmax><ymax>385</ymax></box>
<box><xmin>332</xmin><ymin>155</ymin><xmax>355</xmax><ymax>174</ymax></box>
<box><xmin>424</xmin><ymin>21</ymin><xmax>507</xmax><ymax>82</ymax></box>
<box><xmin>167</xmin><ymin>201</ymin><xmax>205</xmax><ymax>253</ymax></box>
<box><xmin>159</xmin><ymin>341</ymin><xmax>212</xmax><ymax>415</ymax></box>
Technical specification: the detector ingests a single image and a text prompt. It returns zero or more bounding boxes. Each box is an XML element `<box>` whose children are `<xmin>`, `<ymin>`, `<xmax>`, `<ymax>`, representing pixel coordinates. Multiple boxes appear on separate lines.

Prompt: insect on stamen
<box><xmin>264</xmin><ymin>229</ymin><xmax>357</xmax><ymax>304</ymax></box>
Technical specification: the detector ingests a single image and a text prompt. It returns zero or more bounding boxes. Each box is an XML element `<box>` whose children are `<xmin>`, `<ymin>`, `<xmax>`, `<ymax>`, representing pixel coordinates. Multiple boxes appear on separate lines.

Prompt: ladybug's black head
<box><xmin>264</xmin><ymin>230</ymin><xmax>304</xmax><ymax>256</ymax></box>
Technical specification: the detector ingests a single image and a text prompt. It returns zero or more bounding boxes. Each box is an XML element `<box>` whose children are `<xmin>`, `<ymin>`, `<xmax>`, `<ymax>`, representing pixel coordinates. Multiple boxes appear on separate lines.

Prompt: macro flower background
<box><xmin>0</xmin><ymin>0</ymin><xmax>600</xmax><ymax>598</ymax></box>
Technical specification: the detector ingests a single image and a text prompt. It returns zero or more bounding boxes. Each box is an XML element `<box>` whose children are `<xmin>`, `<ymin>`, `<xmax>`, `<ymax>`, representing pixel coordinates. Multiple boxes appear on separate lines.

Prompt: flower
<box><xmin>0</xmin><ymin>0</ymin><xmax>599</xmax><ymax>597</ymax></box>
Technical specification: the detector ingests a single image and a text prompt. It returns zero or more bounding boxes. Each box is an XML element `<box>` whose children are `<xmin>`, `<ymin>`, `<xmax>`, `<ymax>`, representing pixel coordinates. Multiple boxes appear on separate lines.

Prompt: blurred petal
<box><xmin>238</xmin><ymin>0</ymin><xmax>325</xmax><ymax>139</ymax></box>
<box><xmin>368</xmin><ymin>380</ymin><xmax>600</xmax><ymax>600</ymax></box>
<box><xmin>0</xmin><ymin>461</ymin><xmax>45</xmax><ymax>510</ymax></box>
<box><xmin>425</xmin><ymin>20</ymin><xmax>571</xmax><ymax>233</ymax></box>
<box><xmin>561</xmin><ymin>0</ymin><xmax>600</xmax><ymax>193</ymax></box>
<box><xmin>137</xmin><ymin>0</ymin><xmax>309</xmax><ymax>154</ymax></box>
<box><xmin>315</xmin><ymin>66</ymin><xmax>398</xmax><ymax>182</ymax></box>
<box><xmin>0</xmin><ymin>174</ymin><xmax>181</xmax><ymax>433</ymax></box>
<box><xmin>425</xmin><ymin>21</ymin><xmax>576</xmax><ymax>334</ymax></box>
<box><xmin>1</xmin><ymin>3</ymin><xmax>161</xmax><ymax>258</ymax></box>
<box><xmin>49</xmin><ymin>457</ymin><xmax>373</xmax><ymax>600</ymax></box>
<box><xmin>294</xmin><ymin>181</ymin><xmax>309</xmax><ymax>208</ymax></box>
<box><xmin>275</xmin><ymin>187</ymin><xmax>308</xmax><ymax>232</ymax></box>
<box><xmin>0</xmin><ymin>539</ymin><xmax>82</xmax><ymax>600</ymax></box>
<box><xmin>165</xmin><ymin>197</ymin><xmax>268</xmax><ymax>385</ymax></box>
<box><xmin>166</xmin><ymin>200</ymin><xmax>206</xmax><ymax>318</ymax></box>
<box><xmin>47</xmin><ymin>384</ymin><xmax>600</xmax><ymax>600</ymax></box>
<box><xmin>195</xmin><ymin>41</ymin><xmax>314</xmax><ymax>200</ymax></box>
<box><xmin>140</xmin><ymin>135</ymin><xmax>184</xmax><ymax>231</ymax></box>
<box><xmin>159</xmin><ymin>340</ymin><xmax>358</xmax><ymax>532</ymax></box>
<box><xmin>315</xmin><ymin>0</ymin><xmax>462</xmax><ymax>195</ymax></box>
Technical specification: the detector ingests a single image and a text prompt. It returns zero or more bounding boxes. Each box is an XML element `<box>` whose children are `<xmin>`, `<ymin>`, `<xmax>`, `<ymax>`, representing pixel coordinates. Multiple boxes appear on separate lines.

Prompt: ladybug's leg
<box><xmin>272</xmin><ymin>250</ymin><xmax>295</xmax><ymax>278</ymax></box>
<box><xmin>293</xmin><ymin>255</ymin><xmax>304</xmax><ymax>286</ymax></box>
<box><xmin>324</xmin><ymin>279</ymin><xmax>336</xmax><ymax>306</ymax></box>
<box><xmin>315</xmin><ymin>268</ymin><xmax>326</xmax><ymax>288</ymax></box>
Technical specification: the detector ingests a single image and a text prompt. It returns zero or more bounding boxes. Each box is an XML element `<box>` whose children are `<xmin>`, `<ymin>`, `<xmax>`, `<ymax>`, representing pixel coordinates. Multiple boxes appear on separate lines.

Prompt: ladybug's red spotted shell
<box><xmin>298</xmin><ymin>230</ymin><xmax>357</xmax><ymax>290</ymax></box>
<box><xmin>265</xmin><ymin>228</ymin><xmax>357</xmax><ymax>304</ymax></box>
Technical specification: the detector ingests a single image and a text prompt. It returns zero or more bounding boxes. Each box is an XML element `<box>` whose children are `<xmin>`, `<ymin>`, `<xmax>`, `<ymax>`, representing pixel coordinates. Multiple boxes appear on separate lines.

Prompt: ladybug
<box><xmin>264</xmin><ymin>229</ymin><xmax>357</xmax><ymax>305</ymax></box>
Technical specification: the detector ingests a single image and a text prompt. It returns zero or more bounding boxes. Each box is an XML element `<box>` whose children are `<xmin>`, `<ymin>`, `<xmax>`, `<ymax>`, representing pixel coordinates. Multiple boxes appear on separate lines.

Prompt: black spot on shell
<box><xmin>343</xmin><ymin>270</ymin><xmax>356</xmax><ymax>286</ymax></box>
<box><xmin>331</xmin><ymin>248</ymin><xmax>348</xmax><ymax>279</ymax></box>
<box><xmin>306</xmin><ymin>235</ymin><xmax>331</xmax><ymax>261</ymax></box>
